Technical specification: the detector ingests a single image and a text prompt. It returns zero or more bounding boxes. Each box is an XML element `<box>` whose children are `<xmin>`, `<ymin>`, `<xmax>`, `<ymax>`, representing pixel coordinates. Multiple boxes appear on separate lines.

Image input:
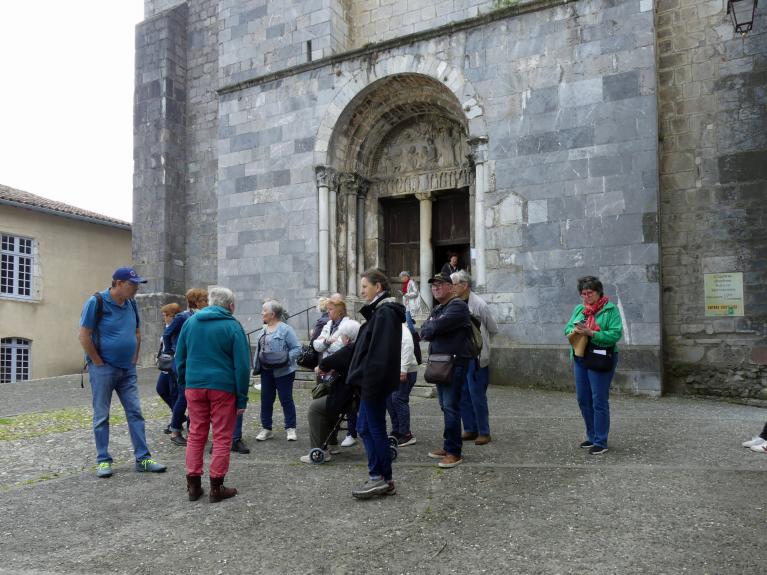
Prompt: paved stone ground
<box><xmin>0</xmin><ymin>369</ymin><xmax>766</xmax><ymax>574</ymax></box>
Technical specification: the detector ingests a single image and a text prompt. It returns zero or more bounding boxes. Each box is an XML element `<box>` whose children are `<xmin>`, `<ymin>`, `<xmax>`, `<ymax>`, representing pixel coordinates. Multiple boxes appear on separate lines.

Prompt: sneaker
<box><xmin>135</xmin><ymin>458</ymin><xmax>167</xmax><ymax>473</ymax></box>
<box><xmin>383</xmin><ymin>480</ymin><xmax>396</xmax><ymax>496</ymax></box>
<box><xmin>231</xmin><ymin>439</ymin><xmax>250</xmax><ymax>454</ymax></box>
<box><xmin>255</xmin><ymin>429</ymin><xmax>274</xmax><ymax>441</ymax></box>
<box><xmin>588</xmin><ymin>445</ymin><xmax>608</xmax><ymax>455</ymax></box>
<box><xmin>749</xmin><ymin>443</ymin><xmax>767</xmax><ymax>454</ymax></box>
<box><xmin>253</xmin><ymin>383</ymin><xmax>262</xmax><ymax>391</ymax></box>
<box><xmin>579</xmin><ymin>440</ymin><xmax>594</xmax><ymax>448</ymax></box>
<box><xmin>398</xmin><ymin>433</ymin><xmax>417</xmax><ymax>447</ymax></box>
<box><xmin>341</xmin><ymin>435</ymin><xmax>357</xmax><ymax>447</ymax></box>
<box><xmin>286</xmin><ymin>428</ymin><xmax>297</xmax><ymax>441</ymax></box>
<box><xmin>163</xmin><ymin>425</ymin><xmax>172</xmax><ymax>435</ymax></box>
<box><xmin>742</xmin><ymin>436</ymin><xmax>766</xmax><ymax>448</ymax></box>
<box><xmin>351</xmin><ymin>478</ymin><xmax>389</xmax><ymax>499</ymax></box>
<box><xmin>328</xmin><ymin>446</ymin><xmax>342</xmax><ymax>455</ymax></box>
<box><xmin>96</xmin><ymin>462</ymin><xmax>113</xmax><ymax>478</ymax></box>
<box><xmin>461</xmin><ymin>431</ymin><xmax>478</xmax><ymax>440</ymax></box>
<box><xmin>428</xmin><ymin>449</ymin><xmax>447</xmax><ymax>459</ymax></box>
<box><xmin>438</xmin><ymin>454</ymin><xmax>463</xmax><ymax>468</ymax></box>
<box><xmin>300</xmin><ymin>451</ymin><xmax>331</xmax><ymax>464</ymax></box>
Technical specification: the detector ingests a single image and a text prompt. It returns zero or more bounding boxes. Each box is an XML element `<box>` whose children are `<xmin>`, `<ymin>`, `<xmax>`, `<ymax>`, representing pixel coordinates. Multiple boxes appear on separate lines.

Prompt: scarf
<box><xmin>402</xmin><ymin>278</ymin><xmax>409</xmax><ymax>295</ymax></box>
<box><xmin>582</xmin><ymin>296</ymin><xmax>609</xmax><ymax>332</ymax></box>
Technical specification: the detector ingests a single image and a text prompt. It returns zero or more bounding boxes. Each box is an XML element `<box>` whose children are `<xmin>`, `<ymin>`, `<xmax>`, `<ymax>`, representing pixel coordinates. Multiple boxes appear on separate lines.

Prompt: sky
<box><xmin>0</xmin><ymin>1</ymin><xmax>145</xmax><ymax>223</ymax></box>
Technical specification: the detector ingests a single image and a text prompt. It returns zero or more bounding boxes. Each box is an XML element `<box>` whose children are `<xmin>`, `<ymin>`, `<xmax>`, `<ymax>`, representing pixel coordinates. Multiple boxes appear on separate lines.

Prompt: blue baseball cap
<box><xmin>112</xmin><ymin>267</ymin><xmax>147</xmax><ymax>284</ymax></box>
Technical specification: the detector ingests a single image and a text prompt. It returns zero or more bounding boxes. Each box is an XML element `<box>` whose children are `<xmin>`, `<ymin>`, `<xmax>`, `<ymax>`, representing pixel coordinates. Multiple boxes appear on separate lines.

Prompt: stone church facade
<box><xmin>133</xmin><ymin>0</ymin><xmax>767</xmax><ymax>398</ymax></box>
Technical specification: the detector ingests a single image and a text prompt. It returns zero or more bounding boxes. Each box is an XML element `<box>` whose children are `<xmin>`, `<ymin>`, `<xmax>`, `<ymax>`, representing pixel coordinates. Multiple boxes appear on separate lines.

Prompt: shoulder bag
<box><xmin>155</xmin><ymin>342</ymin><xmax>174</xmax><ymax>372</ymax></box>
<box><xmin>257</xmin><ymin>331</ymin><xmax>289</xmax><ymax>369</ymax></box>
<box><xmin>424</xmin><ymin>353</ymin><xmax>455</xmax><ymax>384</ymax></box>
<box><xmin>582</xmin><ymin>341</ymin><xmax>615</xmax><ymax>372</ymax></box>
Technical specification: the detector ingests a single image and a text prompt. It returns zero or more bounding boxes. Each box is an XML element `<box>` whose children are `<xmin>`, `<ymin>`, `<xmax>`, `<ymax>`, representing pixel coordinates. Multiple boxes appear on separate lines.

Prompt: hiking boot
<box><xmin>428</xmin><ymin>449</ymin><xmax>447</xmax><ymax>459</ymax></box>
<box><xmin>398</xmin><ymin>433</ymin><xmax>417</xmax><ymax>447</ymax></box>
<box><xmin>96</xmin><ymin>462</ymin><xmax>113</xmax><ymax>478</ymax></box>
<box><xmin>186</xmin><ymin>474</ymin><xmax>204</xmax><ymax>501</ymax></box>
<box><xmin>209</xmin><ymin>476</ymin><xmax>237</xmax><ymax>502</ymax></box>
<box><xmin>170</xmin><ymin>434</ymin><xmax>187</xmax><ymax>446</ymax></box>
<box><xmin>135</xmin><ymin>458</ymin><xmax>167</xmax><ymax>473</ymax></box>
<box><xmin>438</xmin><ymin>454</ymin><xmax>463</xmax><ymax>468</ymax></box>
<box><xmin>474</xmin><ymin>435</ymin><xmax>491</xmax><ymax>446</ymax></box>
<box><xmin>351</xmin><ymin>478</ymin><xmax>389</xmax><ymax>499</ymax></box>
<box><xmin>461</xmin><ymin>431</ymin><xmax>478</xmax><ymax>440</ymax></box>
<box><xmin>231</xmin><ymin>439</ymin><xmax>250</xmax><ymax>454</ymax></box>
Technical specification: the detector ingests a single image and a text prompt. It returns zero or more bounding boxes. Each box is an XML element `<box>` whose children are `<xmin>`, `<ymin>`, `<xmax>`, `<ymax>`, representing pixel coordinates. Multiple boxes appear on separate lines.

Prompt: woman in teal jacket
<box><xmin>564</xmin><ymin>276</ymin><xmax>623</xmax><ymax>455</ymax></box>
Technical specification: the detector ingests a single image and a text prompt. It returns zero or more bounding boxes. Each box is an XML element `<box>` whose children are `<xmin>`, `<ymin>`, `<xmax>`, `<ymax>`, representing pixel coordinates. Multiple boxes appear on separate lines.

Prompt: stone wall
<box><xmin>656</xmin><ymin>0</ymin><xmax>767</xmax><ymax>398</ymax></box>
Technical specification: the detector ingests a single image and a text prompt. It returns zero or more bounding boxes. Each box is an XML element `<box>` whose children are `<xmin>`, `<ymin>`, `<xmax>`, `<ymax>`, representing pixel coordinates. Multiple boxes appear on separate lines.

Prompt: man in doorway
<box><xmin>78</xmin><ymin>267</ymin><xmax>166</xmax><ymax>478</ymax></box>
<box><xmin>451</xmin><ymin>270</ymin><xmax>499</xmax><ymax>445</ymax></box>
<box><xmin>440</xmin><ymin>253</ymin><xmax>460</xmax><ymax>277</ymax></box>
<box><xmin>420</xmin><ymin>272</ymin><xmax>473</xmax><ymax>468</ymax></box>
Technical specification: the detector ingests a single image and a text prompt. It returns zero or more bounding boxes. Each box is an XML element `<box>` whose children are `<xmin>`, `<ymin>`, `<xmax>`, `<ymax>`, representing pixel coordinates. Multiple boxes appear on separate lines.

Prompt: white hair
<box><xmin>336</xmin><ymin>319</ymin><xmax>361</xmax><ymax>343</ymax></box>
<box><xmin>208</xmin><ymin>286</ymin><xmax>234</xmax><ymax>308</ymax></box>
<box><xmin>451</xmin><ymin>270</ymin><xmax>472</xmax><ymax>287</ymax></box>
<box><xmin>263</xmin><ymin>299</ymin><xmax>289</xmax><ymax>321</ymax></box>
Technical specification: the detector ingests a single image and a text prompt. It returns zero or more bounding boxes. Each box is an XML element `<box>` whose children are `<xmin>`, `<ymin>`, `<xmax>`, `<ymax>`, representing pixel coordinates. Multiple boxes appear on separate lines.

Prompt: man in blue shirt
<box><xmin>78</xmin><ymin>267</ymin><xmax>166</xmax><ymax>478</ymax></box>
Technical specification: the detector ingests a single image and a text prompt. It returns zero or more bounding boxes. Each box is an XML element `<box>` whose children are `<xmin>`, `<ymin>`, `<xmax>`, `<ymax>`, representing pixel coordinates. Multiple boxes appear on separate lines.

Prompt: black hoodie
<box><xmin>346</xmin><ymin>292</ymin><xmax>406</xmax><ymax>402</ymax></box>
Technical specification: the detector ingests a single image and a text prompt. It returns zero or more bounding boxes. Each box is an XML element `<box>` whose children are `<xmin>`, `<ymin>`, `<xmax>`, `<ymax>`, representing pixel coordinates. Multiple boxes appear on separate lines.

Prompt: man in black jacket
<box><xmin>346</xmin><ymin>269</ymin><xmax>405</xmax><ymax>499</ymax></box>
<box><xmin>420</xmin><ymin>272</ymin><xmax>473</xmax><ymax>468</ymax></box>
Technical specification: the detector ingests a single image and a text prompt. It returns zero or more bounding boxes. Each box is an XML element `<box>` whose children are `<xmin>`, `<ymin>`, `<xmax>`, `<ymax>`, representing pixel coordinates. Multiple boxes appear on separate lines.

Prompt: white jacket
<box><xmin>400</xmin><ymin>323</ymin><xmax>418</xmax><ymax>374</ymax></box>
<box><xmin>402</xmin><ymin>279</ymin><xmax>422</xmax><ymax>316</ymax></box>
<box><xmin>312</xmin><ymin>316</ymin><xmax>352</xmax><ymax>358</ymax></box>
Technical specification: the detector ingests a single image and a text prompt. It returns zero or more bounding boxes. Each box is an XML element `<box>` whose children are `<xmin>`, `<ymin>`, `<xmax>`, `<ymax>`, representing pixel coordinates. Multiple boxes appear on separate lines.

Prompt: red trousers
<box><xmin>185</xmin><ymin>388</ymin><xmax>236</xmax><ymax>479</ymax></box>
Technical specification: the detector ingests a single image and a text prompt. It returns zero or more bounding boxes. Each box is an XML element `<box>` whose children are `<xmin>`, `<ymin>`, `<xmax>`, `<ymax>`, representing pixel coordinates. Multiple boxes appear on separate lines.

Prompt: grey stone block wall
<box><xmin>133</xmin><ymin>2</ymin><xmax>190</xmax><ymax>360</ymax></box>
<box><xmin>656</xmin><ymin>0</ymin><xmax>767</xmax><ymax>399</ymax></box>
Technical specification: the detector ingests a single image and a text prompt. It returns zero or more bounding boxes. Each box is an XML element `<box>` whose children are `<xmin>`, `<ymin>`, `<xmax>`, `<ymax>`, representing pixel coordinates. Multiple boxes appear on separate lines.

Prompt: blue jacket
<box><xmin>162</xmin><ymin>310</ymin><xmax>191</xmax><ymax>354</ymax></box>
<box><xmin>253</xmin><ymin>322</ymin><xmax>302</xmax><ymax>378</ymax></box>
<box><xmin>420</xmin><ymin>296</ymin><xmax>473</xmax><ymax>360</ymax></box>
<box><xmin>175</xmin><ymin>306</ymin><xmax>251</xmax><ymax>409</ymax></box>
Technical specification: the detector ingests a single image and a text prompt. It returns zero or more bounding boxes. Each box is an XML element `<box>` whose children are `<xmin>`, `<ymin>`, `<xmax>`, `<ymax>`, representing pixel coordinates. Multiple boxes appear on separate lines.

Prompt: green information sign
<box><xmin>704</xmin><ymin>272</ymin><xmax>744</xmax><ymax>317</ymax></box>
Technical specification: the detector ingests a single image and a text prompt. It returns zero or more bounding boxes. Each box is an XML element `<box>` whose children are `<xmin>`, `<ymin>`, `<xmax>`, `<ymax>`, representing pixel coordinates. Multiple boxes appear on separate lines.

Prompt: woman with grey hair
<box><xmin>399</xmin><ymin>270</ymin><xmax>421</xmax><ymax>333</ymax></box>
<box><xmin>254</xmin><ymin>299</ymin><xmax>302</xmax><ymax>441</ymax></box>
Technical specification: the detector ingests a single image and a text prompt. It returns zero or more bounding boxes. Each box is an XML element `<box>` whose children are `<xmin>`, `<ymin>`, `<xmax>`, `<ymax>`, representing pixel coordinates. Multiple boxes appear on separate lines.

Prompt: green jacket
<box><xmin>175</xmin><ymin>306</ymin><xmax>251</xmax><ymax>409</ymax></box>
<box><xmin>564</xmin><ymin>301</ymin><xmax>623</xmax><ymax>353</ymax></box>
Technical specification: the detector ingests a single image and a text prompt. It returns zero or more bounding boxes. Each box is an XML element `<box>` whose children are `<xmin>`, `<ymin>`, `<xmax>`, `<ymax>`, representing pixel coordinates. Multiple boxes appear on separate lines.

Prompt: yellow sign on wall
<box><xmin>704</xmin><ymin>272</ymin><xmax>744</xmax><ymax>317</ymax></box>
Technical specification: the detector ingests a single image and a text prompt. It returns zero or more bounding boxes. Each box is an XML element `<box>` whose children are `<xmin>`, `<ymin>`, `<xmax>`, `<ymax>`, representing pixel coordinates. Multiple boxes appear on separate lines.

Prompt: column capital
<box><xmin>314</xmin><ymin>165</ymin><xmax>337</xmax><ymax>188</ymax></box>
<box><xmin>468</xmin><ymin>136</ymin><xmax>489</xmax><ymax>164</ymax></box>
<box><xmin>415</xmin><ymin>191</ymin><xmax>433</xmax><ymax>202</ymax></box>
<box><xmin>339</xmin><ymin>172</ymin><xmax>370</xmax><ymax>197</ymax></box>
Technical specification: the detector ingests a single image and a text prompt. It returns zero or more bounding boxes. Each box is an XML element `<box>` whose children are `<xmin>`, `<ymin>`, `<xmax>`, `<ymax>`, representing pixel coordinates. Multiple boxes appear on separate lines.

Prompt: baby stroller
<box><xmin>307</xmin><ymin>390</ymin><xmax>399</xmax><ymax>464</ymax></box>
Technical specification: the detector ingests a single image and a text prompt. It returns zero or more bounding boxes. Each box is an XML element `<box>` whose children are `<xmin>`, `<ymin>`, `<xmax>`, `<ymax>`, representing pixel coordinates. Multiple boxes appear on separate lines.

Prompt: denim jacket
<box><xmin>255</xmin><ymin>322</ymin><xmax>301</xmax><ymax>377</ymax></box>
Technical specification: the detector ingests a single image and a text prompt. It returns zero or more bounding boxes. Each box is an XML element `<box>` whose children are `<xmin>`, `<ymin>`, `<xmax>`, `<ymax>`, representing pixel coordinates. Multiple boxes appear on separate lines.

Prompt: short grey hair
<box><xmin>336</xmin><ymin>319</ymin><xmax>361</xmax><ymax>343</ymax></box>
<box><xmin>208</xmin><ymin>286</ymin><xmax>235</xmax><ymax>308</ymax></box>
<box><xmin>451</xmin><ymin>270</ymin><xmax>472</xmax><ymax>287</ymax></box>
<box><xmin>399</xmin><ymin>271</ymin><xmax>411</xmax><ymax>278</ymax></box>
<box><xmin>263</xmin><ymin>299</ymin><xmax>289</xmax><ymax>322</ymax></box>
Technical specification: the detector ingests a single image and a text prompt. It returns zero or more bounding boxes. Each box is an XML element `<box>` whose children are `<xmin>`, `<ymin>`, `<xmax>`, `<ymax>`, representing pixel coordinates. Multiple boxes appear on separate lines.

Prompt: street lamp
<box><xmin>727</xmin><ymin>0</ymin><xmax>759</xmax><ymax>34</ymax></box>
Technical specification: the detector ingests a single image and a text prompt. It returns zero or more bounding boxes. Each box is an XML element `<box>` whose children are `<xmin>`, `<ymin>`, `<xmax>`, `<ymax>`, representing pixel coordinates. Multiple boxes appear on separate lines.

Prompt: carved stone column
<box><xmin>415</xmin><ymin>191</ymin><xmax>433</xmax><ymax>312</ymax></box>
<box><xmin>314</xmin><ymin>166</ymin><xmax>334</xmax><ymax>293</ymax></box>
<box><xmin>469</xmin><ymin>137</ymin><xmax>489</xmax><ymax>288</ymax></box>
<box><xmin>356</xmin><ymin>179</ymin><xmax>369</xmax><ymax>281</ymax></box>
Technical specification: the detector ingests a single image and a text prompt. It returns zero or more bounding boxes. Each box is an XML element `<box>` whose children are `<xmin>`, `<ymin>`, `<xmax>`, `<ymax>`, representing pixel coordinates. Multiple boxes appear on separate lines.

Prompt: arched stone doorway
<box><xmin>314</xmin><ymin>72</ymin><xmax>488</xmax><ymax>310</ymax></box>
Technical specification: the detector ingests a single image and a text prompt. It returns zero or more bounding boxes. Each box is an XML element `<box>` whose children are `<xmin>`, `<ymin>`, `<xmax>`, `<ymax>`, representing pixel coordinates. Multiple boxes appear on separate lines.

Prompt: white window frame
<box><xmin>1</xmin><ymin>233</ymin><xmax>34</xmax><ymax>299</ymax></box>
<box><xmin>0</xmin><ymin>337</ymin><xmax>31</xmax><ymax>383</ymax></box>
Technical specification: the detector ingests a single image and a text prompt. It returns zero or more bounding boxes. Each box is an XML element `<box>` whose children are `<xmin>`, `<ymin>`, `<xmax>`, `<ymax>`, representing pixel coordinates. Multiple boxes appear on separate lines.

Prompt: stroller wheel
<box><xmin>309</xmin><ymin>448</ymin><xmax>325</xmax><ymax>464</ymax></box>
<box><xmin>389</xmin><ymin>445</ymin><xmax>398</xmax><ymax>461</ymax></box>
<box><xmin>388</xmin><ymin>435</ymin><xmax>398</xmax><ymax>448</ymax></box>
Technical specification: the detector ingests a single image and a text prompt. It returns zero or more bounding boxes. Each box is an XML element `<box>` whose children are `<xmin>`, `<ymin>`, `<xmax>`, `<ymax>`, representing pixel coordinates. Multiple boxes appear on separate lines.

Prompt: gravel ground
<box><xmin>0</xmin><ymin>370</ymin><xmax>765</xmax><ymax>574</ymax></box>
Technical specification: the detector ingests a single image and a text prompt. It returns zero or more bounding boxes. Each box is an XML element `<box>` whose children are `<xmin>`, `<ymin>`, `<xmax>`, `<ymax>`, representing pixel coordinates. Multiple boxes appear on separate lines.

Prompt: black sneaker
<box><xmin>579</xmin><ymin>440</ymin><xmax>594</xmax><ymax>448</ymax></box>
<box><xmin>163</xmin><ymin>425</ymin><xmax>172</xmax><ymax>435</ymax></box>
<box><xmin>588</xmin><ymin>445</ymin><xmax>608</xmax><ymax>455</ymax></box>
<box><xmin>397</xmin><ymin>433</ymin><xmax>417</xmax><ymax>447</ymax></box>
<box><xmin>231</xmin><ymin>439</ymin><xmax>250</xmax><ymax>454</ymax></box>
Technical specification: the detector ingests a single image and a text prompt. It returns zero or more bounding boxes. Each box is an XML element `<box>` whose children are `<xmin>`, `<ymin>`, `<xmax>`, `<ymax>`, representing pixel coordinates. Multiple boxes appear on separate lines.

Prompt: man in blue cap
<box><xmin>78</xmin><ymin>267</ymin><xmax>166</xmax><ymax>477</ymax></box>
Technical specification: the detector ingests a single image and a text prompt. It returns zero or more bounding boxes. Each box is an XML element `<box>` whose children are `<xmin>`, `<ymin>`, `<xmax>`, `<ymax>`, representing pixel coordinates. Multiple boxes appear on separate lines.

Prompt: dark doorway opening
<box><xmin>433</xmin><ymin>190</ymin><xmax>470</xmax><ymax>277</ymax></box>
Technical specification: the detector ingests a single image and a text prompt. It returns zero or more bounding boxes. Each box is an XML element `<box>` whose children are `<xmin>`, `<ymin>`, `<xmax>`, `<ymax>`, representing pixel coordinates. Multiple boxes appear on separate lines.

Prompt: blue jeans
<box><xmin>169</xmin><ymin>371</ymin><xmax>187</xmax><ymax>432</ymax></box>
<box><xmin>436</xmin><ymin>363</ymin><xmax>467</xmax><ymax>457</ymax></box>
<box><xmin>232</xmin><ymin>413</ymin><xmax>244</xmax><ymax>441</ymax></box>
<box><xmin>89</xmin><ymin>364</ymin><xmax>150</xmax><ymax>464</ymax></box>
<box><xmin>357</xmin><ymin>396</ymin><xmax>392</xmax><ymax>481</ymax></box>
<box><xmin>346</xmin><ymin>409</ymin><xmax>358</xmax><ymax>438</ymax></box>
<box><xmin>386</xmin><ymin>372</ymin><xmax>417</xmax><ymax>437</ymax></box>
<box><xmin>405</xmin><ymin>310</ymin><xmax>416</xmax><ymax>333</ymax></box>
<box><xmin>460</xmin><ymin>361</ymin><xmax>490</xmax><ymax>436</ymax></box>
<box><xmin>573</xmin><ymin>354</ymin><xmax>618</xmax><ymax>448</ymax></box>
<box><xmin>260</xmin><ymin>370</ymin><xmax>296</xmax><ymax>429</ymax></box>
<box><xmin>155</xmin><ymin>371</ymin><xmax>178</xmax><ymax>410</ymax></box>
